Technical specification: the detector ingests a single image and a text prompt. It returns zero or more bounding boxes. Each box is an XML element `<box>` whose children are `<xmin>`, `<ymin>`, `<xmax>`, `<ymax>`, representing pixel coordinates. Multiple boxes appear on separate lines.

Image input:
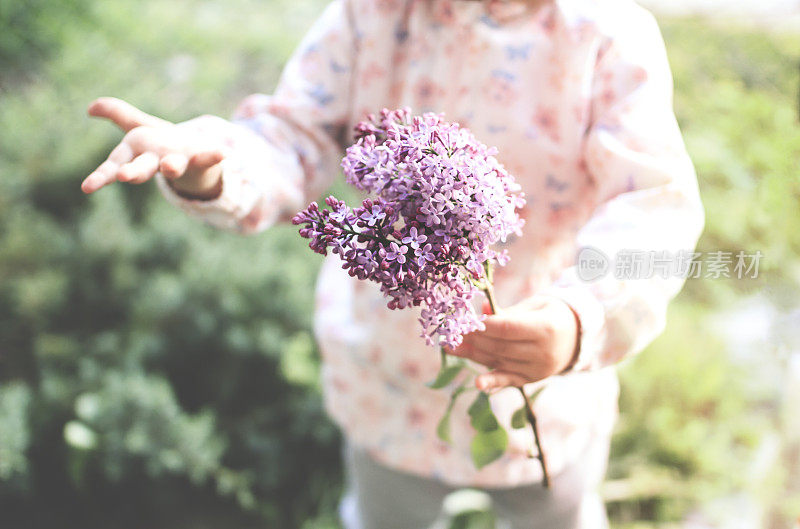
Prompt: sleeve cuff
<box><xmin>540</xmin><ymin>278</ymin><xmax>607</xmax><ymax>374</ymax></box>
<box><xmin>154</xmin><ymin>159</ymin><xmax>262</xmax><ymax>233</ymax></box>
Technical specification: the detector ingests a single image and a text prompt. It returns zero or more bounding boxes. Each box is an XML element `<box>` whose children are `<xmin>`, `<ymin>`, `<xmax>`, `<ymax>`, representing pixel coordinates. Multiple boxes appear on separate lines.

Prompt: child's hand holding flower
<box><xmin>448</xmin><ymin>295</ymin><xmax>581</xmax><ymax>391</ymax></box>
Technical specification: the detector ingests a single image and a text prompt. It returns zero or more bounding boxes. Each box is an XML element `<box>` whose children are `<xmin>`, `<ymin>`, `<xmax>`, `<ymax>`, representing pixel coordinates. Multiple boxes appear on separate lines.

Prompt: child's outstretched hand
<box><xmin>82</xmin><ymin>97</ymin><xmax>224</xmax><ymax>199</ymax></box>
<box><xmin>447</xmin><ymin>296</ymin><xmax>580</xmax><ymax>391</ymax></box>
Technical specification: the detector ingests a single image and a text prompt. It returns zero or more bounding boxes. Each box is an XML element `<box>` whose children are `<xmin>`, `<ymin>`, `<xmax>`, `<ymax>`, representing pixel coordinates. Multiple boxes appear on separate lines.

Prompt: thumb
<box><xmin>88</xmin><ymin>97</ymin><xmax>170</xmax><ymax>132</ymax></box>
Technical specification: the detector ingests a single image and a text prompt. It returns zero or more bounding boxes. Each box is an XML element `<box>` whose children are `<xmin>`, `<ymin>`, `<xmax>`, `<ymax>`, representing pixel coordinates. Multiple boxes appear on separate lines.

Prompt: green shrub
<box><xmin>0</xmin><ymin>0</ymin><xmax>93</xmax><ymax>82</ymax></box>
<box><xmin>0</xmin><ymin>0</ymin><xmax>342</xmax><ymax>527</ymax></box>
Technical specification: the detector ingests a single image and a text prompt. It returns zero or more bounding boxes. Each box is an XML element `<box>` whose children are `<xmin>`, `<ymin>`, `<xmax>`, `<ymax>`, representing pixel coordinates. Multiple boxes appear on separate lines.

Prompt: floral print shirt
<box><xmin>156</xmin><ymin>0</ymin><xmax>704</xmax><ymax>487</ymax></box>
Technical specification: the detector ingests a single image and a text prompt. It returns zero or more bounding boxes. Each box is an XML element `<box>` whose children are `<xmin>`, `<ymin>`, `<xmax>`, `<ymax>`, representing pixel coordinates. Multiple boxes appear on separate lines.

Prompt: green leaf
<box><xmin>510</xmin><ymin>406</ymin><xmax>526</xmax><ymax>429</ymax></box>
<box><xmin>528</xmin><ymin>386</ymin><xmax>546</xmax><ymax>403</ymax></box>
<box><xmin>437</xmin><ymin>386</ymin><xmax>467</xmax><ymax>443</ymax></box>
<box><xmin>467</xmin><ymin>392</ymin><xmax>499</xmax><ymax>433</ymax></box>
<box><xmin>427</xmin><ymin>363</ymin><xmax>464</xmax><ymax>390</ymax></box>
<box><xmin>467</xmin><ymin>392</ymin><xmax>509</xmax><ymax>467</ymax></box>
<box><xmin>436</xmin><ymin>414</ymin><xmax>452</xmax><ymax>444</ymax></box>
<box><xmin>470</xmin><ymin>428</ymin><xmax>508</xmax><ymax>469</ymax></box>
<box><xmin>510</xmin><ymin>387</ymin><xmax>546</xmax><ymax>429</ymax></box>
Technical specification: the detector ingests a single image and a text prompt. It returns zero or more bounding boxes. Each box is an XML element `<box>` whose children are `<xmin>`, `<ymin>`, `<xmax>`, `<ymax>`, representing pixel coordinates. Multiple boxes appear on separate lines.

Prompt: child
<box><xmin>81</xmin><ymin>0</ymin><xmax>705</xmax><ymax>526</ymax></box>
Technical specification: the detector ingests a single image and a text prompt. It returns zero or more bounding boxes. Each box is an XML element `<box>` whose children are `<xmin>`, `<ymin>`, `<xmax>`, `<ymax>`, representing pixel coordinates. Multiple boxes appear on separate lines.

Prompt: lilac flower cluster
<box><xmin>293</xmin><ymin>108</ymin><xmax>525</xmax><ymax>348</ymax></box>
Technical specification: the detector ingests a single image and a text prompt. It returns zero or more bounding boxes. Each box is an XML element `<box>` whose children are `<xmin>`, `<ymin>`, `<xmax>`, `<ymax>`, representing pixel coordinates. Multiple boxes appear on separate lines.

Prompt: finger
<box><xmin>461</xmin><ymin>334</ymin><xmax>558</xmax><ymax>379</ymax></box>
<box><xmin>188</xmin><ymin>150</ymin><xmax>224</xmax><ymax>171</ymax></box>
<box><xmin>461</xmin><ymin>333</ymin><xmax>532</xmax><ymax>361</ymax></box>
<box><xmin>88</xmin><ymin>97</ymin><xmax>170</xmax><ymax>132</ymax></box>
<box><xmin>159</xmin><ymin>153</ymin><xmax>189</xmax><ymax>179</ymax></box>
<box><xmin>481</xmin><ymin>312</ymin><xmax>549</xmax><ymax>341</ymax></box>
<box><xmin>107</xmin><ymin>142</ymin><xmax>134</xmax><ymax>164</ymax></box>
<box><xmin>448</xmin><ymin>343</ymin><xmax>516</xmax><ymax>370</ymax></box>
<box><xmin>82</xmin><ymin>161</ymin><xmax>119</xmax><ymax>194</ymax></box>
<box><xmin>117</xmin><ymin>152</ymin><xmax>160</xmax><ymax>184</ymax></box>
<box><xmin>476</xmin><ymin>371</ymin><xmax>529</xmax><ymax>391</ymax></box>
<box><xmin>81</xmin><ymin>143</ymin><xmax>134</xmax><ymax>193</ymax></box>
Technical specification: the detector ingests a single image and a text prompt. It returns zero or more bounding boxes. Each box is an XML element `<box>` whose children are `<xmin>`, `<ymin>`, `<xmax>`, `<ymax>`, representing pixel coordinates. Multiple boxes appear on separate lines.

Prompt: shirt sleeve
<box><xmin>155</xmin><ymin>0</ymin><xmax>359</xmax><ymax>234</ymax></box>
<box><xmin>542</xmin><ymin>9</ymin><xmax>705</xmax><ymax>373</ymax></box>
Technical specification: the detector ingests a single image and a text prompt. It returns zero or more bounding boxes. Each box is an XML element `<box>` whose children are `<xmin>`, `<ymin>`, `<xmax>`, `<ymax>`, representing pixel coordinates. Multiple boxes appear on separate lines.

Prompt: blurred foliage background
<box><xmin>0</xmin><ymin>1</ymin><xmax>799</xmax><ymax>528</ymax></box>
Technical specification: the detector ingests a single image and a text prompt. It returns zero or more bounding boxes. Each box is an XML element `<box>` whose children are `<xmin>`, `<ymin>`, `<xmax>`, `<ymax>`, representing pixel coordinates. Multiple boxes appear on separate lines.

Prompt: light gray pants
<box><xmin>339</xmin><ymin>437</ymin><xmax>611</xmax><ymax>529</ymax></box>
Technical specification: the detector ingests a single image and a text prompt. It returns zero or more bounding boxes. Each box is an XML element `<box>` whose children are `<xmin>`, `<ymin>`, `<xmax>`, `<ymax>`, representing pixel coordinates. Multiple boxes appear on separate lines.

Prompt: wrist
<box><xmin>561</xmin><ymin>304</ymin><xmax>582</xmax><ymax>373</ymax></box>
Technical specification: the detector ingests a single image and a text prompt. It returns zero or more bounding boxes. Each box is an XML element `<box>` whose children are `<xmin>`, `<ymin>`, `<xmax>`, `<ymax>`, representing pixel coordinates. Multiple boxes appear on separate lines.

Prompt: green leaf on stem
<box><xmin>528</xmin><ymin>386</ymin><xmax>546</xmax><ymax>403</ymax></box>
<box><xmin>436</xmin><ymin>385</ymin><xmax>467</xmax><ymax>443</ymax></box>
<box><xmin>427</xmin><ymin>362</ymin><xmax>465</xmax><ymax>390</ymax></box>
<box><xmin>510</xmin><ymin>407</ymin><xmax>526</xmax><ymax>429</ymax></box>
<box><xmin>471</xmin><ymin>428</ymin><xmax>508</xmax><ymax>469</ymax></box>
<box><xmin>467</xmin><ymin>392</ymin><xmax>500</xmax><ymax>433</ymax></box>
<box><xmin>512</xmin><ymin>386</ymin><xmax>546</xmax><ymax>429</ymax></box>
<box><xmin>467</xmin><ymin>391</ymin><xmax>508</xmax><ymax>468</ymax></box>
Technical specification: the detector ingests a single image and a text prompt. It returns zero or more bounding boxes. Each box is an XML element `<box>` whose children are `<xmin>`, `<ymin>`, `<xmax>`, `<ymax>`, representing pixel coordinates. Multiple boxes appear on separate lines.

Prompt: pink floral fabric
<box><xmin>156</xmin><ymin>0</ymin><xmax>704</xmax><ymax>487</ymax></box>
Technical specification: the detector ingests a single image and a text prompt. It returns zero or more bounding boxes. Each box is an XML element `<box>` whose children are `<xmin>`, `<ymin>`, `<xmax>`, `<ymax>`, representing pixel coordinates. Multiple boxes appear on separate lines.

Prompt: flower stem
<box><xmin>482</xmin><ymin>260</ymin><xmax>550</xmax><ymax>489</ymax></box>
<box><xmin>482</xmin><ymin>261</ymin><xmax>499</xmax><ymax>314</ymax></box>
<box><xmin>517</xmin><ymin>386</ymin><xmax>550</xmax><ymax>488</ymax></box>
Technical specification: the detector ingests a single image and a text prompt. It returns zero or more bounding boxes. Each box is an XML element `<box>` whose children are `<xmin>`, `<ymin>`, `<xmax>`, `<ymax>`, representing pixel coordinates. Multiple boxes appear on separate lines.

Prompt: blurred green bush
<box><xmin>0</xmin><ymin>1</ymin><xmax>798</xmax><ymax>528</ymax></box>
<box><xmin>0</xmin><ymin>0</ymin><xmax>93</xmax><ymax>81</ymax></box>
<box><xmin>1</xmin><ymin>0</ymin><xmax>344</xmax><ymax>527</ymax></box>
<box><xmin>610</xmin><ymin>19</ymin><xmax>800</xmax><ymax>527</ymax></box>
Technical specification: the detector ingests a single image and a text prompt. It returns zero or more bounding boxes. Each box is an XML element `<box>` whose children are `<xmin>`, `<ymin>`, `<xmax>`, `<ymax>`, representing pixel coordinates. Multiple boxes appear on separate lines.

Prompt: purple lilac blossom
<box><xmin>293</xmin><ymin>108</ymin><xmax>525</xmax><ymax>348</ymax></box>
